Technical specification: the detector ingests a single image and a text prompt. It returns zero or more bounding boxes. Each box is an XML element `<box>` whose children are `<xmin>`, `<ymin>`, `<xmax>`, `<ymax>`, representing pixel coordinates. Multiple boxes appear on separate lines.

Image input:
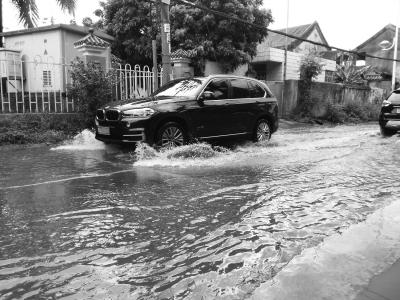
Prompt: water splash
<box><xmin>133</xmin><ymin>142</ymin><xmax>232</xmax><ymax>167</ymax></box>
<box><xmin>52</xmin><ymin>130</ymin><xmax>106</xmax><ymax>151</ymax></box>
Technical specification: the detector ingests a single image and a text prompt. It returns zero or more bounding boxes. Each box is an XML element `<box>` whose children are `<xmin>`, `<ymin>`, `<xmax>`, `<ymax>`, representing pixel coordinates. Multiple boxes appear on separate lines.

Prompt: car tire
<box><xmin>155</xmin><ymin>122</ymin><xmax>188</xmax><ymax>149</ymax></box>
<box><xmin>253</xmin><ymin>118</ymin><xmax>271</xmax><ymax>142</ymax></box>
<box><xmin>380</xmin><ymin>123</ymin><xmax>397</xmax><ymax>137</ymax></box>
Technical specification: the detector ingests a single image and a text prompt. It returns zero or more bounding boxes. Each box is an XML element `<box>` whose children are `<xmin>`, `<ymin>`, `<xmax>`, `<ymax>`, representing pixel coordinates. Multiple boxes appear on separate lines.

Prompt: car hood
<box><xmin>389</xmin><ymin>98</ymin><xmax>400</xmax><ymax>105</ymax></box>
<box><xmin>104</xmin><ymin>97</ymin><xmax>192</xmax><ymax>111</ymax></box>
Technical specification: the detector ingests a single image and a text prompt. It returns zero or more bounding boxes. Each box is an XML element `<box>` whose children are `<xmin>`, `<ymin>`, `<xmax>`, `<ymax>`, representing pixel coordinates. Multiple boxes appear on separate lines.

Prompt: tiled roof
<box><xmin>171</xmin><ymin>49</ymin><xmax>196</xmax><ymax>59</ymax></box>
<box><xmin>74</xmin><ymin>30</ymin><xmax>110</xmax><ymax>48</ymax></box>
<box><xmin>364</xmin><ymin>71</ymin><xmax>383</xmax><ymax>81</ymax></box>
<box><xmin>265</xmin><ymin>21</ymin><xmax>329</xmax><ymax>50</ymax></box>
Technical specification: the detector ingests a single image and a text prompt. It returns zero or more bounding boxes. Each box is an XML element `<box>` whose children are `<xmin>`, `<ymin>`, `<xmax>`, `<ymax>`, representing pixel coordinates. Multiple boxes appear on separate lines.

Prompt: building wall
<box><xmin>62</xmin><ymin>30</ymin><xmax>86</xmax><ymax>64</ymax></box>
<box><xmin>296</xmin><ymin>27</ymin><xmax>328</xmax><ymax>53</ymax></box>
<box><xmin>204</xmin><ymin>60</ymin><xmax>249</xmax><ymax>76</ymax></box>
<box><xmin>5</xmin><ymin>30</ymin><xmax>62</xmax><ymax>63</ymax></box>
<box><xmin>253</xmin><ymin>47</ymin><xmax>336</xmax><ymax>82</ymax></box>
<box><xmin>4</xmin><ymin>30</ymin><xmax>65</xmax><ymax>91</ymax></box>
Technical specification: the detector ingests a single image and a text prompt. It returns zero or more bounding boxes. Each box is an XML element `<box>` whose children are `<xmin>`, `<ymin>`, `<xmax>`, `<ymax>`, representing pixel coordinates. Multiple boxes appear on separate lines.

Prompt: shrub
<box><xmin>324</xmin><ymin>102</ymin><xmax>347</xmax><ymax>123</ymax></box>
<box><xmin>68</xmin><ymin>58</ymin><xmax>115</xmax><ymax>127</ymax></box>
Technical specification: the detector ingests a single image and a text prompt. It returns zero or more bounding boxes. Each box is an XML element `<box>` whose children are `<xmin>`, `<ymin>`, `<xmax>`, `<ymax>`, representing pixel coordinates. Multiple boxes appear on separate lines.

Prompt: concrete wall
<box><xmin>265</xmin><ymin>80</ymin><xmax>299</xmax><ymax>117</ymax></box>
<box><xmin>262</xmin><ymin>80</ymin><xmax>386</xmax><ymax>117</ymax></box>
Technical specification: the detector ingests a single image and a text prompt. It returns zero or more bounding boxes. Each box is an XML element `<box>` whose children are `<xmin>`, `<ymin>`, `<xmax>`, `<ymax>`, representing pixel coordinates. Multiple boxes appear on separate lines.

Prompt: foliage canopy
<box><xmin>100</xmin><ymin>0</ymin><xmax>273</xmax><ymax>72</ymax></box>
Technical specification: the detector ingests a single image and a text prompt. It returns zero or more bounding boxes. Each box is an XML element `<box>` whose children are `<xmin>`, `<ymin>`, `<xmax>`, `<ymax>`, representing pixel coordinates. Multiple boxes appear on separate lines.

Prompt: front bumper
<box><xmin>380</xmin><ymin>105</ymin><xmax>400</xmax><ymax>122</ymax></box>
<box><xmin>95</xmin><ymin>118</ymin><xmax>152</xmax><ymax>144</ymax></box>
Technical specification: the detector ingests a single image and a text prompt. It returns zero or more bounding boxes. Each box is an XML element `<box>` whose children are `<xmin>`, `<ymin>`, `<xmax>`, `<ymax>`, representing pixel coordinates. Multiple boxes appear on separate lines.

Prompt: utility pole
<box><xmin>0</xmin><ymin>0</ymin><xmax>3</xmax><ymax>48</ymax></box>
<box><xmin>160</xmin><ymin>0</ymin><xmax>172</xmax><ymax>84</ymax></box>
<box><xmin>150</xmin><ymin>1</ymin><xmax>158</xmax><ymax>91</ymax></box>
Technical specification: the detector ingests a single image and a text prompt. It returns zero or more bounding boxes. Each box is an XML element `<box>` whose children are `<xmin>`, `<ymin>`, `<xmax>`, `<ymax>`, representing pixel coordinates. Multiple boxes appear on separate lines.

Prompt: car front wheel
<box><xmin>380</xmin><ymin>123</ymin><xmax>397</xmax><ymax>137</ymax></box>
<box><xmin>253</xmin><ymin>119</ymin><xmax>271</xmax><ymax>142</ymax></box>
<box><xmin>155</xmin><ymin>122</ymin><xmax>187</xmax><ymax>149</ymax></box>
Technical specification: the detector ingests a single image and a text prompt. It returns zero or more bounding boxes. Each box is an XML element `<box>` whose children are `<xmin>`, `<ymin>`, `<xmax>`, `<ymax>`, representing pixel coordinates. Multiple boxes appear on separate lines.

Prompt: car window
<box><xmin>248</xmin><ymin>80</ymin><xmax>267</xmax><ymax>98</ymax></box>
<box><xmin>203</xmin><ymin>79</ymin><xmax>229</xmax><ymax>100</ymax></box>
<box><xmin>154</xmin><ymin>78</ymin><xmax>204</xmax><ymax>98</ymax></box>
<box><xmin>230</xmin><ymin>78</ymin><xmax>250</xmax><ymax>99</ymax></box>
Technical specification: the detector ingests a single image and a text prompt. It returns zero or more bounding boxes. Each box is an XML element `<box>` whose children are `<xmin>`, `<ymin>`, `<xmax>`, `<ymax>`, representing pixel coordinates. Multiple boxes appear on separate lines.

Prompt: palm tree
<box><xmin>0</xmin><ymin>0</ymin><xmax>76</xmax><ymax>46</ymax></box>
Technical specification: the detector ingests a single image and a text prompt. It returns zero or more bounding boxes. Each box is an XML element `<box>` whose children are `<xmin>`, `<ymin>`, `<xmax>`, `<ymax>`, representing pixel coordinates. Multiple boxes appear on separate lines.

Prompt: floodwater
<box><xmin>0</xmin><ymin>124</ymin><xmax>399</xmax><ymax>299</ymax></box>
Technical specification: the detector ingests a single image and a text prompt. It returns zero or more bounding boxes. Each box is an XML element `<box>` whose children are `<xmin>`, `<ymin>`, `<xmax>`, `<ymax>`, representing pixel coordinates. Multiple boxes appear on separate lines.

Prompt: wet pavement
<box><xmin>0</xmin><ymin>123</ymin><xmax>399</xmax><ymax>299</ymax></box>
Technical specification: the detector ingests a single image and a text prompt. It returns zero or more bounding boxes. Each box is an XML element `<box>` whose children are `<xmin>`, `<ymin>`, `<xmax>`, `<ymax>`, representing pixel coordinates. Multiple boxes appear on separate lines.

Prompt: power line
<box><xmin>176</xmin><ymin>0</ymin><xmax>400</xmax><ymax>63</ymax></box>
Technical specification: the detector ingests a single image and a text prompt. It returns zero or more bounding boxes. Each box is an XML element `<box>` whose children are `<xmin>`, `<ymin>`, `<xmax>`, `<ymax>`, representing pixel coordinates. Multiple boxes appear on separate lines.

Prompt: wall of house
<box><xmin>357</xmin><ymin>28</ymin><xmax>399</xmax><ymax>76</ymax></box>
<box><xmin>4</xmin><ymin>30</ymin><xmax>65</xmax><ymax>92</ymax></box>
<box><xmin>296</xmin><ymin>27</ymin><xmax>329</xmax><ymax>53</ymax></box>
<box><xmin>253</xmin><ymin>47</ymin><xmax>336</xmax><ymax>82</ymax></box>
<box><xmin>204</xmin><ymin>60</ymin><xmax>249</xmax><ymax>76</ymax></box>
<box><xmin>63</xmin><ymin>31</ymin><xmax>86</xmax><ymax>64</ymax></box>
<box><xmin>5</xmin><ymin>30</ymin><xmax>62</xmax><ymax>63</ymax></box>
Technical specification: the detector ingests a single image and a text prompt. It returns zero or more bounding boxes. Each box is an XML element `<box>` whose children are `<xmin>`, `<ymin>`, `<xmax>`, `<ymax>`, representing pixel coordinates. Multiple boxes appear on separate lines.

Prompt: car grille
<box><xmin>96</xmin><ymin>109</ymin><xmax>105</xmax><ymax>120</ymax></box>
<box><xmin>105</xmin><ymin>110</ymin><xmax>120</xmax><ymax>121</ymax></box>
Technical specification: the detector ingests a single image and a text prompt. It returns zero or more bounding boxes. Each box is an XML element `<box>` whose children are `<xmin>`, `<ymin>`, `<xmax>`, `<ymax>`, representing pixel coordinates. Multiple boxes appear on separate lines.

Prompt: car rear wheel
<box><xmin>253</xmin><ymin>119</ymin><xmax>271</xmax><ymax>142</ymax></box>
<box><xmin>156</xmin><ymin>122</ymin><xmax>187</xmax><ymax>149</ymax></box>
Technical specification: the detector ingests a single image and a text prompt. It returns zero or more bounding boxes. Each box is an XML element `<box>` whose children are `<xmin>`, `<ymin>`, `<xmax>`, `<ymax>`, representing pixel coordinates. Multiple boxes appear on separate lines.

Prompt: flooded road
<box><xmin>0</xmin><ymin>124</ymin><xmax>400</xmax><ymax>299</ymax></box>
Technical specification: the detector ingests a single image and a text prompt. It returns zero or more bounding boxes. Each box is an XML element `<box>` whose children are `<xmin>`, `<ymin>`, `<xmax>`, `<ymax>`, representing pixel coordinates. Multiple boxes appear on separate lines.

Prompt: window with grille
<box><xmin>325</xmin><ymin>70</ymin><xmax>335</xmax><ymax>83</ymax></box>
<box><xmin>43</xmin><ymin>70</ymin><xmax>52</xmax><ymax>87</ymax></box>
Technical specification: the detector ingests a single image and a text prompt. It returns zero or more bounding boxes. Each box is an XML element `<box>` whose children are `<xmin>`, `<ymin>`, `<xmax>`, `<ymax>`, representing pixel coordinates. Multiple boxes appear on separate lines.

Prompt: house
<box><xmin>0</xmin><ymin>24</ymin><xmax>114</xmax><ymax>93</ymax></box>
<box><xmin>353</xmin><ymin>24</ymin><xmax>397</xmax><ymax>92</ymax></box>
<box><xmin>251</xmin><ymin>21</ymin><xmax>337</xmax><ymax>82</ymax></box>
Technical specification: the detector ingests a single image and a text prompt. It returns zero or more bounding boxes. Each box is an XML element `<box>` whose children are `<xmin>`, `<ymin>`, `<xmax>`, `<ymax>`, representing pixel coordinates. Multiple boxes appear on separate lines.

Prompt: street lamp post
<box><xmin>380</xmin><ymin>25</ymin><xmax>399</xmax><ymax>91</ymax></box>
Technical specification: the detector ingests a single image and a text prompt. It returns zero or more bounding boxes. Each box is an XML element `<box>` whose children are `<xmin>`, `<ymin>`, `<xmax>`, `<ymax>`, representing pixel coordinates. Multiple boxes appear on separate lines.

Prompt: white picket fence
<box><xmin>0</xmin><ymin>56</ymin><xmax>161</xmax><ymax>113</ymax></box>
<box><xmin>113</xmin><ymin>64</ymin><xmax>163</xmax><ymax>101</ymax></box>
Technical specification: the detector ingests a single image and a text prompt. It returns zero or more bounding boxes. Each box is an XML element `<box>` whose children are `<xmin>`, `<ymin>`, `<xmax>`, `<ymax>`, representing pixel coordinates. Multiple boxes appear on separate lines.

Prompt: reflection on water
<box><xmin>0</xmin><ymin>124</ymin><xmax>399</xmax><ymax>299</ymax></box>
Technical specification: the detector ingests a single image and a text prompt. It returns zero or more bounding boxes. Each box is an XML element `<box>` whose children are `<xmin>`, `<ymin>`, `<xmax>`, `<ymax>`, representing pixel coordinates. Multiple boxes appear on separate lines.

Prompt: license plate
<box><xmin>396</xmin><ymin>108</ymin><xmax>400</xmax><ymax>114</ymax></box>
<box><xmin>97</xmin><ymin>126</ymin><xmax>110</xmax><ymax>135</ymax></box>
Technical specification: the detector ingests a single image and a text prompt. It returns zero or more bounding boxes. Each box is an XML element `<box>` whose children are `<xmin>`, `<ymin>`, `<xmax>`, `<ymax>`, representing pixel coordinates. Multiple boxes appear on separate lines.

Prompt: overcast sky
<box><xmin>2</xmin><ymin>0</ymin><xmax>400</xmax><ymax>50</ymax></box>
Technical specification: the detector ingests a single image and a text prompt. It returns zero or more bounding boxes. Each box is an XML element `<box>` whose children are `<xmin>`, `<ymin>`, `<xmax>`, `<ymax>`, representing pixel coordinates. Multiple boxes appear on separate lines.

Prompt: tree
<box><xmin>68</xmin><ymin>58</ymin><xmax>115</xmax><ymax>127</ymax></box>
<box><xmin>101</xmin><ymin>0</ymin><xmax>272</xmax><ymax>71</ymax></box>
<box><xmin>171</xmin><ymin>0</ymin><xmax>272</xmax><ymax>73</ymax></box>
<box><xmin>82</xmin><ymin>17</ymin><xmax>93</xmax><ymax>28</ymax></box>
<box><xmin>102</xmin><ymin>0</ymin><xmax>158</xmax><ymax>66</ymax></box>
<box><xmin>297</xmin><ymin>53</ymin><xmax>324</xmax><ymax>116</ymax></box>
<box><xmin>0</xmin><ymin>0</ymin><xmax>76</xmax><ymax>46</ymax></box>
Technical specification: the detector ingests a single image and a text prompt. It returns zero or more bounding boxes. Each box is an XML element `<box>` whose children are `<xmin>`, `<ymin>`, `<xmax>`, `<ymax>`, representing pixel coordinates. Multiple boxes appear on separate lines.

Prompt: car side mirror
<box><xmin>199</xmin><ymin>91</ymin><xmax>215</xmax><ymax>105</ymax></box>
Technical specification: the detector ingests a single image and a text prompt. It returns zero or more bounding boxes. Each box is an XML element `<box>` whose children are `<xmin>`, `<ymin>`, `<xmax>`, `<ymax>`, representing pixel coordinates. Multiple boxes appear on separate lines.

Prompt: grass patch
<box><xmin>0</xmin><ymin>113</ymin><xmax>87</xmax><ymax>145</ymax></box>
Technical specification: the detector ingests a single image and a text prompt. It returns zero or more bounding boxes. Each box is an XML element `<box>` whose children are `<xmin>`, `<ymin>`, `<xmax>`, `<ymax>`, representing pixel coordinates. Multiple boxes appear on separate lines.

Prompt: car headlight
<box><xmin>382</xmin><ymin>100</ymin><xmax>391</xmax><ymax>107</ymax></box>
<box><xmin>122</xmin><ymin>108</ymin><xmax>156</xmax><ymax>119</ymax></box>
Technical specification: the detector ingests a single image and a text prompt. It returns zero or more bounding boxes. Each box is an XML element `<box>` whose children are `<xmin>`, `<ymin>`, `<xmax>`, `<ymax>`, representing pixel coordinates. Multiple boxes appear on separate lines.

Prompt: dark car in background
<box><xmin>379</xmin><ymin>89</ymin><xmax>400</xmax><ymax>136</ymax></box>
<box><xmin>95</xmin><ymin>75</ymin><xmax>279</xmax><ymax>148</ymax></box>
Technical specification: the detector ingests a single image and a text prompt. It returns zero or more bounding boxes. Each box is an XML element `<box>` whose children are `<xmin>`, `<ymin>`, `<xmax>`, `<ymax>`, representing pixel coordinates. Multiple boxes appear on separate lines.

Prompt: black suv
<box><xmin>379</xmin><ymin>89</ymin><xmax>400</xmax><ymax>136</ymax></box>
<box><xmin>95</xmin><ymin>75</ymin><xmax>279</xmax><ymax>147</ymax></box>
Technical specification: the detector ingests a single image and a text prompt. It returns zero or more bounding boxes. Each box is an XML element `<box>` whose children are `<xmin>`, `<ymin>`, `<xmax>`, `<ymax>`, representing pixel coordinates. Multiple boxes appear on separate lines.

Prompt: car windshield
<box><xmin>153</xmin><ymin>78</ymin><xmax>205</xmax><ymax>98</ymax></box>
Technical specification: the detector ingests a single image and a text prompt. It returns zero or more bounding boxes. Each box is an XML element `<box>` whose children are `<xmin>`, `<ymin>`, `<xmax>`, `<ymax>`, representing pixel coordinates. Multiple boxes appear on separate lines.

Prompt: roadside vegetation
<box><xmin>0</xmin><ymin>113</ymin><xmax>87</xmax><ymax>146</ymax></box>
